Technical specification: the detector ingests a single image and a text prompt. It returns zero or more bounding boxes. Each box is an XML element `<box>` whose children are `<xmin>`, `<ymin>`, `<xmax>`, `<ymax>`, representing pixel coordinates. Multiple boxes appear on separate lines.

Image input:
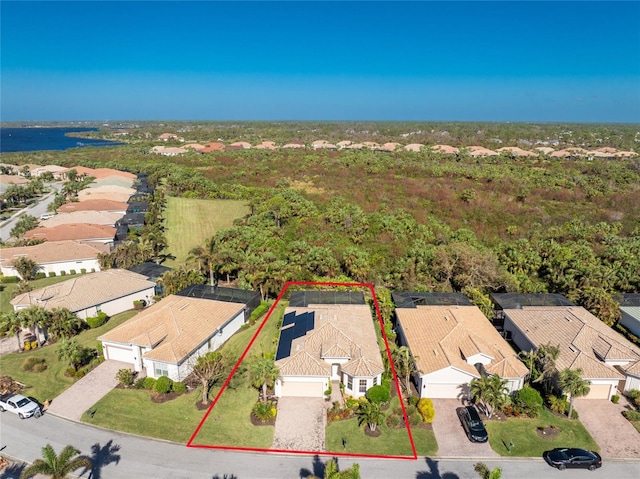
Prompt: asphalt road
<box><xmin>1</xmin><ymin>413</ymin><xmax>639</xmax><ymax>479</ymax></box>
<box><xmin>0</xmin><ymin>182</ymin><xmax>62</xmax><ymax>242</ymax></box>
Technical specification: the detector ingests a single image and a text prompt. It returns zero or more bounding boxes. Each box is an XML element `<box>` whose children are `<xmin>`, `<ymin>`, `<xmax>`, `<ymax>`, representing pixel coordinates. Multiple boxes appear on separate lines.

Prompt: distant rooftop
<box><xmin>491</xmin><ymin>293</ymin><xmax>574</xmax><ymax>310</ymax></box>
<box><xmin>127</xmin><ymin>262</ymin><xmax>172</xmax><ymax>281</ymax></box>
<box><xmin>620</xmin><ymin>294</ymin><xmax>640</xmax><ymax>307</ymax></box>
<box><xmin>176</xmin><ymin>284</ymin><xmax>260</xmax><ymax>310</ymax></box>
<box><xmin>392</xmin><ymin>292</ymin><xmax>472</xmax><ymax>309</ymax></box>
<box><xmin>288</xmin><ymin>290</ymin><xmax>366</xmax><ymax>307</ymax></box>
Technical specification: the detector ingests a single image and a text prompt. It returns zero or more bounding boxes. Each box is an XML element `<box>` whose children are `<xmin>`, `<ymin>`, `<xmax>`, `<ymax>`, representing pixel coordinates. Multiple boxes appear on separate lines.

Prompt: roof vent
<box><xmin>178</xmin><ymin>304</ymin><xmax>189</xmax><ymax>311</ymax></box>
<box><xmin>433</xmin><ymin>349</ymin><xmax>438</xmax><ymax>356</ymax></box>
<box><xmin>444</xmin><ymin>315</ymin><xmax>449</xmax><ymax>321</ymax></box>
<box><xmin>565</xmin><ymin>316</ymin><xmax>572</xmax><ymax>322</ymax></box>
<box><xmin>569</xmin><ymin>345</ymin><xmax>576</xmax><ymax>353</ymax></box>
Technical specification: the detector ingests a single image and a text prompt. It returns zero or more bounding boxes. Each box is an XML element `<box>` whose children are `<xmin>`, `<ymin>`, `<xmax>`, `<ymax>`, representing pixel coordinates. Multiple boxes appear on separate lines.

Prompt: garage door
<box><xmin>105</xmin><ymin>344</ymin><xmax>134</xmax><ymax>364</ymax></box>
<box><xmin>426</xmin><ymin>382</ymin><xmax>466</xmax><ymax>399</ymax></box>
<box><xmin>583</xmin><ymin>383</ymin><xmax>611</xmax><ymax>399</ymax></box>
<box><xmin>280</xmin><ymin>381</ymin><xmax>324</xmax><ymax>398</ymax></box>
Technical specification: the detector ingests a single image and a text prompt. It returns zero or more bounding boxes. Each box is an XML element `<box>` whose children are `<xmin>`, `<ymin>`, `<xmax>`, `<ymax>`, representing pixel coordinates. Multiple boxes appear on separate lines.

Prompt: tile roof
<box><xmin>70</xmin><ymin>166</ymin><xmax>136</xmax><ymax>179</ymax></box>
<box><xmin>99</xmin><ymin>295</ymin><xmax>245</xmax><ymax>364</ymax></box>
<box><xmin>11</xmin><ymin>269</ymin><xmax>155</xmax><ymax>313</ymax></box>
<box><xmin>24</xmin><ymin>224</ymin><xmax>116</xmax><ymax>242</ymax></box>
<box><xmin>41</xmin><ymin>211</ymin><xmax>124</xmax><ymax>227</ymax></box>
<box><xmin>0</xmin><ymin>240</ymin><xmax>102</xmax><ymax>266</ymax></box>
<box><xmin>58</xmin><ymin>199</ymin><xmax>129</xmax><ymax>213</ymax></box>
<box><xmin>504</xmin><ymin>306</ymin><xmax>640</xmax><ymax>379</ymax></box>
<box><xmin>396</xmin><ymin>305</ymin><xmax>527</xmax><ymax>379</ymax></box>
<box><xmin>0</xmin><ymin>175</ymin><xmax>29</xmax><ymax>185</ymax></box>
<box><xmin>276</xmin><ymin>304</ymin><xmax>384</xmax><ymax>378</ymax></box>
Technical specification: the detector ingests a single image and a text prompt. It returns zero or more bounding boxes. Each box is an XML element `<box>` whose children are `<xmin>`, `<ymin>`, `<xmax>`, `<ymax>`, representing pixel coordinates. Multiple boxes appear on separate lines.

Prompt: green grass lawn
<box><xmin>484</xmin><ymin>408</ymin><xmax>599</xmax><ymax>457</ymax></box>
<box><xmin>325</xmin><ymin>396</ymin><xmax>437</xmax><ymax>457</ymax></box>
<box><xmin>0</xmin><ymin>310</ymin><xmax>137</xmax><ymax>402</ymax></box>
<box><xmin>163</xmin><ymin>197</ymin><xmax>249</xmax><ymax>268</ymax></box>
<box><xmin>1</xmin><ymin>275</ymin><xmax>77</xmax><ymax>314</ymax></box>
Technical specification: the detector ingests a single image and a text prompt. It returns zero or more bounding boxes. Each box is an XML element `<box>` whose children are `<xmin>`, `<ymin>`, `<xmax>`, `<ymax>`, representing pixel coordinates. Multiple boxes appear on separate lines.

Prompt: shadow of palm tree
<box><xmin>416</xmin><ymin>457</ymin><xmax>460</xmax><ymax>479</ymax></box>
<box><xmin>0</xmin><ymin>461</ymin><xmax>25</xmax><ymax>479</ymax></box>
<box><xmin>212</xmin><ymin>475</ymin><xmax>238</xmax><ymax>479</ymax></box>
<box><xmin>299</xmin><ymin>454</ymin><xmax>326</xmax><ymax>478</ymax></box>
<box><xmin>88</xmin><ymin>440</ymin><xmax>121</xmax><ymax>479</ymax></box>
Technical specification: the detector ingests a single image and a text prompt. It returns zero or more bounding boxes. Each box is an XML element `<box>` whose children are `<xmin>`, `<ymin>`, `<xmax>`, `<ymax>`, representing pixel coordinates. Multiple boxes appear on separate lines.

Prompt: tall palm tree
<box><xmin>391</xmin><ymin>345</ymin><xmax>416</xmax><ymax>397</ymax></box>
<box><xmin>249</xmin><ymin>355</ymin><xmax>279</xmax><ymax>403</ymax></box>
<box><xmin>558</xmin><ymin>368</ymin><xmax>591</xmax><ymax>419</ymax></box>
<box><xmin>533</xmin><ymin>343</ymin><xmax>560</xmax><ymax>394</ymax></box>
<box><xmin>18</xmin><ymin>306</ymin><xmax>51</xmax><ymax>344</ymax></box>
<box><xmin>48</xmin><ymin>308</ymin><xmax>82</xmax><ymax>340</ymax></box>
<box><xmin>470</xmin><ymin>375</ymin><xmax>509</xmax><ymax>418</ymax></box>
<box><xmin>20</xmin><ymin>444</ymin><xmax>91</xmax><ymax>479</ymax></box>
<box><xmin>187</xmin><ymin>236</ymin><xmax>217</xmax><ymax>286</ymax></box>
<box><xmin>0</xmin><ymin>311</ymin><xmax>24</xmax><ymax>350</ymax></box>
<box><xmin>517</xmin><ymin>349</ymin><xmax>538</xmax><ymax>384</ymax></box>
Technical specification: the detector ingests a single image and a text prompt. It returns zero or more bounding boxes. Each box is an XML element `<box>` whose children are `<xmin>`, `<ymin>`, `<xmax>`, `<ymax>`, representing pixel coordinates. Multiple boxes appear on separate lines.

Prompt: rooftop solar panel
<box><xmin>282</xmin><ymin>312</ymin><xmax>296</xmax><ymax>327</ymax></box>
<box><xmin>293</xmin><ymin>313</ymin><xmax>309</xmax><ymax>339</ymax></box>
<box><xmin>275</xmin><ymin>327</ymin><xmax>295</xmax><ymax>360</ymax></box>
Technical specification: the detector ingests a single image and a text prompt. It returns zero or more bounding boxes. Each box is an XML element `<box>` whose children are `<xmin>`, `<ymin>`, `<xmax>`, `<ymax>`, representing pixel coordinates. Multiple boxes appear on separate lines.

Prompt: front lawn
<box><xmin>325</xmin><ymin>396</ymin><xmax>437</xmax><ymax>457</ymax></box>
<box><xmin>484</xmin><ymin>408</ymin><xmax>599</xmax><ymax>457</ymax></box>
<box><xmin>0</xmin><ymin>310</ymin><xmax>137</xmax><ymax>402</ymax></box>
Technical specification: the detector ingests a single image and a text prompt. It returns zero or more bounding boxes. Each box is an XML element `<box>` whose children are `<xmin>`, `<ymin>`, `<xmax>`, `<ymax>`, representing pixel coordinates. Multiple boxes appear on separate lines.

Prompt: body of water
<box><xmin>0</xmin><ymin>127</ymin><xmax>124</xmax><ymax>153</ymax></box>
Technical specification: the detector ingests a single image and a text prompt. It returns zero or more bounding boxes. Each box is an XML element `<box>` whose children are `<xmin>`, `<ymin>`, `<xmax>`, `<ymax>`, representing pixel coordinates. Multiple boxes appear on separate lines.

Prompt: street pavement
<box><xmin>0</xmin><ymin>182</ymin><xmax>62</xmax><ymax>242</ymax></box>
<box><xmin>1</xmin><ymin>413</ymin><xmax>639</xmax><ymax>478</ymax></box>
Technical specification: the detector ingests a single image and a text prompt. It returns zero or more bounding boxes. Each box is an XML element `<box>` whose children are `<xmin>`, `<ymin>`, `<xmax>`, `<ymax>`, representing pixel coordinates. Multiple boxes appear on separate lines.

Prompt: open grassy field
<box><xmin>0</xmin><ymin>310</ymin><xmax>137</xmax><ymax>402</ymax></box>
<box><xmin>484</xmin><ymin>408</ymin><xmax>599</xmax><ymax>457</ymax></box>
<box><xmin>1</xmin><ymin>275</ymin><xmax>78</xmax><ymax>314</ymax></box>
<box><xmin>163</xmin><ymin>197</ymin><xmax>249</xmax><ymax>268</ymax></box>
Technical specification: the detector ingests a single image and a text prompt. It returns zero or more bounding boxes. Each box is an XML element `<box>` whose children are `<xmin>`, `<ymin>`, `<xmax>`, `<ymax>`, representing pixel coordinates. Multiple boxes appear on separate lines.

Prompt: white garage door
<box><xmin>426</xmin><ymin>382</ymin><xmax>466</xmax><ymax>399</ymax></box>
<box><xmin>105</xmin><ymin>344</ymin><xmax>134</xmax><ymax>364</ymax></box>
<box><xmin>280</xmin><ymin>381</ymin><xmax>324</xmax><ymax>398</ymax></box>
<box><xmin>583</xmin><ymin>383</ymin><xmax>611</xmax><ymax>399</ymax></box>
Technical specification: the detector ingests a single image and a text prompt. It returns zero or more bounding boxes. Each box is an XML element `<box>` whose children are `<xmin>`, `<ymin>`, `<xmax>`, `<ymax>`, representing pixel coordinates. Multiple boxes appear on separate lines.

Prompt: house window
<box><xmin>154</xmin><ymin>363</ymin><xmax>169</xmax><ymax>378</ymax></box>
<box><xmin>359</xmin><ymin>379</ymin><xmax>367</xmax><ymax>393</ymax></box>
<box><xmin>347</xmin><ymin>375</ymin><xmax>353</xmax><ymax>390</ymax></box>
<box><xmin>373</xmin><ymin>376</ymin><xmax>378</xmax><ymax>386</ymax></box>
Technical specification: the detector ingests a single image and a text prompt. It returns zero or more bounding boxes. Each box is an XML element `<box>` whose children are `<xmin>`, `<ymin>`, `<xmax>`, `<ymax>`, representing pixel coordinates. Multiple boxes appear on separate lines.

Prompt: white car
<box><xmin>0</xmin><ymin>394</ymin><xmax>42</xmax><ymax>419</ymax></box>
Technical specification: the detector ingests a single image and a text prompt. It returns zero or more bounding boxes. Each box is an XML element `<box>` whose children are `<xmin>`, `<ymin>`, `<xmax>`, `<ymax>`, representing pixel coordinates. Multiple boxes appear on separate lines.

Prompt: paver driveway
<box><xmin>272</xmin><ymin>397</ymin><xmax>326</xmax><ymax>452</ymax></box>
<box><xmin>574</xmin><ymin>397</ymin><xmax>640</xmax><ymax>459</ymax></box>
<box><xmin>432</xmin><ymin>399</ymin><xmax>499</xmax><ymax>458</ymax></box>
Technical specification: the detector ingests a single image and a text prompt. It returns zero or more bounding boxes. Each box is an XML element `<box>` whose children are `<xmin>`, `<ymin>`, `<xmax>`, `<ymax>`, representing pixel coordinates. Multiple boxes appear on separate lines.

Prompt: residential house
<box><xmin>201</xmin><ymin>142</ymin><xmax>226</xmax><ymax>153</ymax></box>
<box><xmin>495</xmin><ymin>293</ymin><xmax>640</xmax><ymax>399</ymax></box>
<box><xmin>24</xmin><ymin>224</ymin><xmax>116</xmax><ymax>247</ymax></box>
<box><xmin>40</xmin><ymin>211</ymin><xmax>124</xmax><ymax>228</ymax></box>
<box><xmin>11</xmin><ymin>269</ymin><xmax>155</xmax><ymax>319</ymax></box>
<box><xmin>403</xmin><ymin>143</ymin><xmax>424</xmax><ymax>152</ymax></box>
<box><xmin>394</xmin><ymin>292</ymin><xmax>527</xmax><ymax>399</ymax></box>
<box><xmin>229</xmin><ymin>141</ymin><xmax>252</xmax><ymax>149</ymax></box>
<box><xmin>98</xmin><ymin>285</ymin><xmax>260</xmax><ymax>381</ymax></box>
<box><xmin>274</xmin><ymin>291</ymin><xmax>384</xmax><ymax>399</ymax></box>
<box><xmin>0</xmin><ymin>241</ymin><xmax>102</xmax><ymax>279</ymax></box>
<box><xmin>619</xmin><ymin>294</ymin><xmax>640</xmax><ymax>339</ymax></box>
<box><xmin>126</xmin><ymin>201</ymin><xmax>149</xmax><ymax>214</ymax></box>
<box><xmin>58</xmin><ymin>199</ymin><xmax>129</xmax><ymax>214</ymax></box>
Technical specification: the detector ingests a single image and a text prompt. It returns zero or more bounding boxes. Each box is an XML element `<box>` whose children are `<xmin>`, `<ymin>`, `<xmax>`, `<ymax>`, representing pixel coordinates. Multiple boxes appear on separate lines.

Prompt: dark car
<box><xmin>543</xmin><ymin>448</ymin><xmax>602</xmax><ymax>471</ymax></box>
<box><xmin>457</xmin><ymin>405</ymin><xmax>488</xmax><ymax>443</ymax></box>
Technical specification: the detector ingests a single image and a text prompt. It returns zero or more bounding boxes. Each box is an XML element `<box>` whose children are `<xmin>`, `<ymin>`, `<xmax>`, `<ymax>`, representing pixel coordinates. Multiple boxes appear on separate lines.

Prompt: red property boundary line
<box><xmin>187</xmin><ymin>281</ymin><xmax>418</xmax><ymax>460</ymax></box>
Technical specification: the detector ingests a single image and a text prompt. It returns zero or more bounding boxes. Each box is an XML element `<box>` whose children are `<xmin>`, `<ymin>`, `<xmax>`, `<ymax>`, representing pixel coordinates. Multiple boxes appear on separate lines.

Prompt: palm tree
<box><xmin>17</xmin><ymin>306</ymin><xmax>51</xmax><ymax>344</ymax></box>
<box><xmin>517</xmin><ymin>349</ymin><xmax>538</xmax><ymax>384</ymax></box>
<box><xmin>558</xmin><ymin>368</ymin><xmax>591</xmax><ymax>419</ymax></box>
<box><xmin>474</xmin><ymin>462</ymin><xmax>502</xmax><ymax>479</ymax></box>
<box><xmin>249</xmin><ymin>355</ymin><xmax>279</xmax><ymax>403</ymax></box>
<box><xmin>187</xmin><ymin>236</ymin><xmax>217</xmax><ymax>286</ymax></box>
<box><xmin>20</xmin><ymin>444</ymin><xmax>91</xmax><ymax>479</ymax></box>
<box><xmin>48</xmin><ymin>308</ymin><xmax>82</xmax><ymax>340</ymax></box>
<box><xmin>469</xmin><ymin>375</ymin><xmax>509</xmax><ymax>418</ymax></box>
<box><xmin>13</xmin><ymin>256</ymin><xmax>40</xmax><ymax>280</ymax></box>
<box><xmin>0</xmin><ymin>311</ymin><xmax>24</xmax><ymax>351</ymax></box>
<box><xmin>391</xmin><ymin>345</ymin><xmax>416</xmax><ymax>397</ymax></box>
<box><xmin>357</xmin><ymin>399</ymin><xmax>384</xmax><ymax>432</ymax></box>
<box><xmin>533</xmin><ymin>343</ymin><xmax>560</xmax><ymax>394</ymax></box>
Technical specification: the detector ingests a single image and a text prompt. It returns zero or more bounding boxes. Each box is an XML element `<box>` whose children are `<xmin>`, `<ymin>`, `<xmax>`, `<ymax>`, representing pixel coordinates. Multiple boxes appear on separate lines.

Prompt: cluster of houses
<box><xmin>151</xmin><ymin>134</ymin><xmax>639</xmax><ymax>158</ymax></box>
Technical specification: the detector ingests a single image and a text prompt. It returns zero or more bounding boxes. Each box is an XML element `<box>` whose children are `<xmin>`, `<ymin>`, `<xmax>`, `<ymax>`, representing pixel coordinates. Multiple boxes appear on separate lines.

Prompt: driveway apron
<box><xmin>574</xmin><ymin>397</ymin><xmax>640</xmax><ymax>459</ymax></box>
<box><xmin>432</xmin><ymin>399</ymin><xmax>499</xmax><ymax>458</ymax></box>
<box><xmin>272</xmin><ymin>397</ymin><xmax>326</xmax><ymax>452</ymax></box>
<box><xmin>45</xmin><ymin>360</ymin><xmax>132</xmax><ymax>421</ymax></box>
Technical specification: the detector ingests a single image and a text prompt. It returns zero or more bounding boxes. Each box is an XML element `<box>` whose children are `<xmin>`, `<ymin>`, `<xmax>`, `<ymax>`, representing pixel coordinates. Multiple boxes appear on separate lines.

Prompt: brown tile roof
<box><xmin>11</xmin><ymin>269</ymin><xmax>154</xmax><ymax>313</ymax></box>
<box><xmin>0</xmin><ymin>241</ymin><xmax>102</xmax><ymax>266</ymax></box>
<box><xmin>396</xmin><ymin>305</ymin><xmax>527</xmax><ymax>379</ymax></box>
<box><xmin>468</xmin><ymin>146</ymin><xmax>499</xmax><ymax>157</ymax></box>
<box><xmin>201</xmin><ymin>142</ymin><xmax>225</xmax><ymax>152</ymax></box>
<box><xmin>70</xmin><ymin>166</ymin><xmax>136</xmax><ymax>179</ymax></box>
<box><xmin>504</xmin><ymin>306</ymin><xmax>640</xmax><ymax>380</ymax></box>
<box><xmin>229</xmin><ymin>141</ymin><xmax>252</xmax><ymax>149</ymax></box>
<box><xmin>99</xmin><ymin>295</ymin><xmax>245</xmax><ymax>364</ymax></box>
<box><xmin>0</xmin><ymin>175</ymin><xmax>29</xmax><ymax>185</ymax></box>
<box><xmin>58</xmin><ymin>199</ymin><xmax>129</xmax><ymax>213</ymax></box>
<box><xmin>41</xmin><ymin>211</ymin><xmax>124</xmax><ymax>227</ymax></box>
<box><xmin>76</xmin><ymin>192</ymin><xmax>132</xmax><ymax>203</ymax></box>
<box><xmin>24</xmin><ymin>224</ymin><xmax>116</xmax><ymax>242</ymax></box>
<box><xmin>276</xmin><ymin>304</ymin><xmax>384</xmax><ymax>378</ymax></box>
<box><xmin>254</xmin><ymin>141</ymin><xmax>277</xmax><ymax>150</ymax></box>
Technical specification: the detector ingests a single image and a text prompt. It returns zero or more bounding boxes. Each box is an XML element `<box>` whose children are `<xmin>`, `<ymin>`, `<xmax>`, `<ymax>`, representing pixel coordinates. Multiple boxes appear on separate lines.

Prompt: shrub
<box><xmin>116</xmin><ymin>369</ymin><xmax>134</xmax><ymax>387</ymax></box>
<box><xmin>23</xmin><ymin>342</ymin><xmax>31</xmax><ymax>351</ymax></box>
<box><xmin>385</xmin><ymin>414</ymin><xmax>402</xmax><ymax>428</ymax></box>
<box><xmin>142</xmin><ymin>377</ymin><xmax>156</xmax><ymax>390</ymax></box>
<box><xmin>623</xmin><ymin>410</ymin><xmax>640</xmax><ymax>421</ymax></box>
<box><xmin>60</xmin><ymin>271</ymin><xmax>66</xmax><ymax>276</ymax></box>
<box><xmin>69</xmin><ymin>269</ymin><xmax>76</xmax><ymax>275</ymax></box>
<box><xmin>172</xmin><ymin>381</ymin><xmax>187</xmax><ymax>394</ymax></box>
<box><xmin>134</xmin><ymin>377</ymin><xmax>146</xmax><ymax>389</ymax></box>
<box><xmin>48</xmin><ymin>272</ymin><xmax>57</xmax><ymax>277</ymax></box>
<box><xmin>611</xmin><ymin>394</ymin><xmax>620</xmax><ymax>404</ymax></box>
<box><xmin>252</xmin><ymin>400</ymin><xmax>277</xmax><ymax>422</ymax></box>
<box><xmin>0</xmin><ymin>276</ymin><xmax>19</xmax><ymax>284</ymax></box>
<box><xmin>407</xmin><ymin>395</ymin><xmax>419</xmax><ymax>407</ymax></box>
<box><xmin>249</xmin><ymin>301</ymin><xmax>270</xmax><ymax>325</ymax></box>
<box><xmin>86</xmin><ymin>312</ymin><xmax>109</xmax><ymax>329</ymax></box>
<box><xmin>80</xmin><ymin>268</ymin><xmax>87</xmax><ymax>274</ymax></box>
<box><xmin>154</xmin><ymin>375</ymin><xmax>172</xmax><ymax>394</ymax></box>
<box><xmin>34</xmin><ymin>272</ymin><xmax>46</xmax><ymax>279</ymax></box>
<box><xmin>547</xmin><ymin>394</ymin><xmax>567</xmax><ymax>414</ymax></box>
<box><xmin>366</xmin><ymin>384</ymin><xmax>390</xmax><ymax>404</ymax></box>
<box><xmin>21</xmin><ymin>357</ymin><xmax>47</xmax><ymax>372</ymax></box>
<box><xmin>513</xmin><ymin>386</ymin><xmax>543</xmax><ymax>418</ymax></box>
<box><xmin>417</xmin><ymin>398</ymin><xmax>435</xmax><ymax>423</ymax></box>
<box><xmin>133</xmin><ymin>300</ymin><xmax>145</xmax><ymax>310</ymax></box>
<box><xmin>30</xmin><ymin>341</ymin><xmax>38</xmax><ymax>350</ymax></box>
<box><xmin>345</xmin><ymin>397</ymin><xmax>359</xmax><ymax>410</ymax></box>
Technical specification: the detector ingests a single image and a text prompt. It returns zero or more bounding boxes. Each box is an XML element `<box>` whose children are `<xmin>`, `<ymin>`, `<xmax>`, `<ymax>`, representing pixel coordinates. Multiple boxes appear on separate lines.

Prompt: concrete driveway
<box><xmin>272</xmin><ymin>397</ymin><xmax>326</xmax><ymax>452</ymax></box>
<box><xmin>45</xmin><ymin>360</ymin><xmax>132</xmax><ymax>421</ymax></box>
<box><xmin>432</xmin><ymin>398</ymin><xmax>499</xmax><ymax>458</ymax></box>
<box><xmin>574</xmin><ymin>397</ymin><xmax>640</xmax><ymax>459</ymax></box>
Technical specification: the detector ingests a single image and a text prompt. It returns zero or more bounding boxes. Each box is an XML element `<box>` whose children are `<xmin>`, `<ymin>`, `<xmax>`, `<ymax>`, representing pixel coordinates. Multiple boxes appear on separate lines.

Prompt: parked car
<box><xmin>0</xmin><ymin>393</ymin><xmax>41</xmax><ymax>419</ymax></box>
<box><xmin>456</xmin><ymin>405</ymin><xmax>488</xmax><ymax>443</ymax></box>
<box><xmin>543</xmin><ymin>448</ymin><xmax>602</xmax><ymax>471</ymax></box>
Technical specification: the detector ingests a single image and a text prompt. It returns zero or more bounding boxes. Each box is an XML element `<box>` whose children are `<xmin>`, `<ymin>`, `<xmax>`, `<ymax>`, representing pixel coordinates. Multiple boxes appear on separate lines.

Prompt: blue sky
<box><xmin>1</xmin><ymin>1</ymin><xmax>639</xmax><ymax>122</ymax></box>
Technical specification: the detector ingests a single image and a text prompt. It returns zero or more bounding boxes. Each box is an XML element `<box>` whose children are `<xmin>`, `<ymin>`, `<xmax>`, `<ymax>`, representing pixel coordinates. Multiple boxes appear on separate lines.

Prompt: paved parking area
<box><xmin>272</xmin><ymin>397</ymin><xmax>326</xmax><ymax>452</ymax></box>
<box><xmin>574</xmin><ymin>397</ymin><xmax>640</xmax><ymax>459</ymax></box>
<box><xmin>432</xmin><ymin>399</ymin><xmax>499</xmax><ymax>458</ymax></box>
<box><xmin>45</xmin><ymin>360</ymin><xmax>131</xmax><ymax>421</ymax></box>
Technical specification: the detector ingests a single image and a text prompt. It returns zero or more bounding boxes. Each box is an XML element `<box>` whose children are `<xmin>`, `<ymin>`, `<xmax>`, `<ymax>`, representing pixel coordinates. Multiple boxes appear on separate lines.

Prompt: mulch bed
<box><xmin>250</xmin><ymin>413</ymin><xmax>276</xmax><ymax>426</ymax></box>
<box><xmin>195</xmin><ymin>400</ymin><xmax>211</xmax><ymax>411</ymax></box>
<box><xmin>150</xmin><ymin>391</ymin><xmax>181</xmax><ymax>403</ymax></box>
<box><xmin>364</xmin><ymin>425</ymin><xmax>382</xmax><ymax>437</ymax></box>
<box><xmin>536</xmin><ymin>425</ymin><xmax>560</xmax><ymax>440</ymax></box>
